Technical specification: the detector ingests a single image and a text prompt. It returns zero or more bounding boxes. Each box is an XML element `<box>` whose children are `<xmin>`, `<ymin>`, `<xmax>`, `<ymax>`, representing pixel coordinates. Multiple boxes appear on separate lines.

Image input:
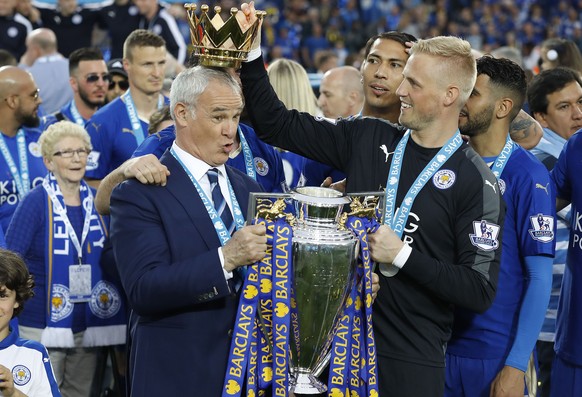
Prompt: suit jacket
<box><xmin>110</xmin><ymin>150</ymin><xmax>262</xmax><ymax>396</ymax></box>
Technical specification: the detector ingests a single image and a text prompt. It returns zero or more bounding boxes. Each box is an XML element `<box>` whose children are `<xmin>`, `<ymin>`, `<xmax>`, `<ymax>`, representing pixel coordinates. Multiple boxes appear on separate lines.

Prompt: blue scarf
<box><xmin>41</xmin><ymin>173</ymin><xmax>126</xmax><ymax>347</ymax></box>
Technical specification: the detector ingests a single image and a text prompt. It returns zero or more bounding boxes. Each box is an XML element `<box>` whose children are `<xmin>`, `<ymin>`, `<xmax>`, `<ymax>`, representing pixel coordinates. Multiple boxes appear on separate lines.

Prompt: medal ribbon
<box><xmin>0</xmin><ymin>129</ymin><xmax>30</xmax><ymax>199</ymax></box>
<box><xmin>171</xmin><ymin>147</ymin><xmax>245</xmax><ymax>245</ymax></box>
<box><xmin>384</xmin><ymin>130</ymin><xmax>463</xmax><ymax>237</ymax></box>
<box><xmin>69</xmin><ymin>101</ymin><xmax>85</xmax><ymax>126</ymax></box>
<box><xmin>238</xmin><ymin>127</ymin><xmax>256</xmax><ymax>181</ymax></box>
<box><xmin>490</xmin><ymin>134</ymin><xmax>515</xmax><ymax>179</ymax></box>
<box><xmin>122</xmin><ymin>89</ymin><xmax>164</xmax><ymax>146</ymax></box>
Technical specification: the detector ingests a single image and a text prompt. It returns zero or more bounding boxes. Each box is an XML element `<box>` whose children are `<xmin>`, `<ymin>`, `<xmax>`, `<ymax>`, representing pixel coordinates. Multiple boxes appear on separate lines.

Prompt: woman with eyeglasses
<box><xmin>5</xmin><ymin>121</ymin><xmax>126</xmax><ymax>397</ymax></box>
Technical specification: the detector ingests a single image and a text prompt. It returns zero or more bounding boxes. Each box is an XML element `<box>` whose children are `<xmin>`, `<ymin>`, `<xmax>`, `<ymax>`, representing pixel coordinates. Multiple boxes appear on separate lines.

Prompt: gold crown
<box><xmin>184</xmin><ymin>3</ymin><xmax>266</xmax><ymax>69</ymax></box>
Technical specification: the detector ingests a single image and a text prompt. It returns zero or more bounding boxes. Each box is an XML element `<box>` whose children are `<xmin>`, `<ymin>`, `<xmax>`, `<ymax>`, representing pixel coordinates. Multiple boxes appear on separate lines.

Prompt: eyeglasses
<box><xmin>53</xmin><ymin>148</ymin><xmax>91</xmax><ymax>158</ymax></box>
<box><xmin>85</xmin><ymin>74</ymin><xmax>112</xmax><ymax>84</ymax></box>
<box><xmin>109</xmin><ymin>80</ymin><xmax>129</xmax><ymax>90</ymax></box>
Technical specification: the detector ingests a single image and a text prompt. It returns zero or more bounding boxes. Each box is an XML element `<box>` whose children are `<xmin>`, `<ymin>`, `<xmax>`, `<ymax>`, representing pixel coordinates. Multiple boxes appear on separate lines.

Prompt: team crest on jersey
<box><xmin>432</xmin><ymin>169</ymin><xmax>456</xmax><ymax>189</ymax></box>
<box><xmin>469</xmin><ymin>220</ymin><xmax>500</xmax><ymax>251</ymax></box>
<box><xmin>498</xmin><ymin>179</ymin><xmax>506</xmax><ymax>195</ymax></box>
<box><xmin>254</xmin><ymin>157</ymin><xmax>269</xmax><ymax>176</ymax></box>
<box><xmin>529</xmin><ymin>214</ymin><xmax>555</xmax><ymax>243</ymax></box>
<box><xmin>90</xmin><ymin>281</ymin><xmax>122</xmax><ymax>319</ymax></box>
<box><xmin>51</xmin><ymin>284</ymin><xmax>74</xmax><ymax>322</ymax></box>
<box><xmin>86</xmin><ymin>151</ymin><xmax>100</xmax><ymax>171</ymax></box>
<box><xmin>28</xmin><ymin>142</ymin><xmax>42</xmax><ymax>157</ymax></box>
<box><xmin>12</xmin><ymin>365</ymin><xmax>31</xmax><ymax>386</ymax></box>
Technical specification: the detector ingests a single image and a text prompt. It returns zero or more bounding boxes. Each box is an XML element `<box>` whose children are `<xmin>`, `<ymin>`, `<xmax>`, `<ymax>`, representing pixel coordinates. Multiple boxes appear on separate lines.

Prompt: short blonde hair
<box><xmin>39</xmin><ymin>121</ymin><xmax>92</xmax><ymax>160</ymax></box>
<box><xmin>411</xmin><ymin>36</ymin><xmax>477</xmax><ymax>106</ymax></box>
<box><xmin>267</xmin><ymin>59</ymin><xmax>320</xmax><ymax>116</ymax></box>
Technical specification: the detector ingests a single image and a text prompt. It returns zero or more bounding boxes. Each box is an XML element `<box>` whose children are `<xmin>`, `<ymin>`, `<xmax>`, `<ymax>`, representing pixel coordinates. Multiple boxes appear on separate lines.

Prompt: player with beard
<box><xmin>42</xmin><ymin>47</ymin><xmax>109</xmax><ymax>129</ymax></box>
<box><xmin>446</xmin><ymin>56</ymin><xmax>555</xmax><ymax>397</ymax></box>
<box><xmin>0</xmin><ymin>66</ymin><xmax>46</xmax><ymax>231</ymax></box>
<box><xmin>324</xmin><ymin>31</ymin><xmax>544</xmax><ymax>190</ymax></box>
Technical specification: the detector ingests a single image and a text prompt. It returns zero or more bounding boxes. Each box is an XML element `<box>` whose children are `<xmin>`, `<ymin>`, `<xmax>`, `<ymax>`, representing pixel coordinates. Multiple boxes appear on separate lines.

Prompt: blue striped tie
<box><xmin>207</xmin><ymin>168</ymin><xmax>235</xmax><ymax>236</ymax></box>
<box><xmin>207</xmin><ymin>168</ymin><xmax>244</xmax><ymax>291</ymax></box>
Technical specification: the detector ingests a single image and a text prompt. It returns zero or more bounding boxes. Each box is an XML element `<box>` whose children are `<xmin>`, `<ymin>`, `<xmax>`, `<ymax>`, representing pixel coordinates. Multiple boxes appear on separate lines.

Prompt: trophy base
<box><xmin>289</xmin><ymin>370</ymin><xmax>327</xmax><ymax>394</ymax></box>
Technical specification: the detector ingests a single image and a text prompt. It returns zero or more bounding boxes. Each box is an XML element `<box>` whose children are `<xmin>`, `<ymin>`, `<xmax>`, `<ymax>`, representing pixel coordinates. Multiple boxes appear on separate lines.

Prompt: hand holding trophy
<box><xmin>183</xmin><ymin>3</ymin><xmax>381</xmax><ymax>396</ymax></box>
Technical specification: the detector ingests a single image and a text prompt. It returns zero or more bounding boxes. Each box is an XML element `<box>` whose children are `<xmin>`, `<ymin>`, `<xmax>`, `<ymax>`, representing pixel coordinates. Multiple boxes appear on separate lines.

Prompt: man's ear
<box><xmin>533</xmin><ymin>111</ymin><xmax>550</xmax><ymax>128</ymax></box>
<box><xmin>173</xmin><ymin>103</ymin><xmax>189</xmax><ymax>127</ymax></box>
<box><xmin>443</xmin><ymin>85</ymin><xmax>460</xmax><ymax>107</ymax></box>
<box><xmin>496</xmin><ymin>98</ymin><xmax>514</xmax><ymax>119</ymax></box>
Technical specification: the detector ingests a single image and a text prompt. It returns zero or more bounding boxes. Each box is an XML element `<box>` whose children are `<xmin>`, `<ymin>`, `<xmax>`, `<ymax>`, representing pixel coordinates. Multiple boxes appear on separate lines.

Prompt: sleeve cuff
<box><xmin>218</xmin><ymin>247</ymin><xmax>233</xmax><ymax>280</ymax></box>
<box><xmin>246</xmin><ymin>48</ymin><xmax>262</xmax><ymax>62</ymax></box>
<box><xmin>392</xmin><ymin>243</ymin><xmax>412</xmax><ymax>269</ymax></box>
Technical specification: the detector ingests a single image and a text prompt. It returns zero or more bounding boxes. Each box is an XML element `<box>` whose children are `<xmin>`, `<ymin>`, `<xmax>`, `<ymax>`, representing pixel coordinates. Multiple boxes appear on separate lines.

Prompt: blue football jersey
<box><xmin>448</xmin><ymin>146</ymin><xmax>556</xmax><ymax>358</ymax></box>
<box><xmin>551</xmin><ymin>130</ymin><xmax>582</xmax><ymax>366</ymax></box>
<box><xmin>85</xmin><ymin>95</ymin><xmax>169</xmax><ymax>179</ymax></box>
<box><xmin>0</xmin><ymin>128</ymin><xmax>47</xmax><ymax>231</ymax></box>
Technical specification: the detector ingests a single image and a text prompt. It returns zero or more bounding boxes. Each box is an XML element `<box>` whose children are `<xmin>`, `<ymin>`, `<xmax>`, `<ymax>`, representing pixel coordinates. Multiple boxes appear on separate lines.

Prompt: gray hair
<box><xmin>39</xmin><ymin>121</ymin><xmax>92</xmax><ymax>160</ymax></box>
<box><xmin>169</xmin><ymin>66</ymin><xmax>242</xmax><ymax>119</ymax></box>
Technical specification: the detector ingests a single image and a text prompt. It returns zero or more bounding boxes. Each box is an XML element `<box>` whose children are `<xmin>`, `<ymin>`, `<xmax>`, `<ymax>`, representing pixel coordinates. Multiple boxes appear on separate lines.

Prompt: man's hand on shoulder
<box><xmin>123</xmin><ymin>154</ymin><xmax>170</xmax><ymax>186</ymax></box>
<box><xmin>222</xmin><ymin>224</ymin><xmax>267</xmax><ymax>272</ymax></box>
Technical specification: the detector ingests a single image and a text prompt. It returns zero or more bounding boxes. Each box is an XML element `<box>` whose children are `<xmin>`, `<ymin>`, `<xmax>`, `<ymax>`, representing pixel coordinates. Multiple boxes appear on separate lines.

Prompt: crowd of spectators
<box><xmin>2</xmin><ymin>0</ymin><xmax>581</xmax><ymax>77</ymax></box>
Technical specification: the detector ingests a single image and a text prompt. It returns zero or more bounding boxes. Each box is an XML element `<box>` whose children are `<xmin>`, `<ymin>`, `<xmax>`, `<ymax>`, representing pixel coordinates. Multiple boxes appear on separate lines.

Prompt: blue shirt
<box><xmin>133</xmin><ymin>124</ymin><xmax>287</xmax><ymax>193</ymax></box>
<box><xmin>41</xmin><ymin>100</ymin><xmax>87</xmax><ymax>130</ymax></box>
<box><xmin>448</xmin><ymin>146</ymin><xmax>556</xmax><ymax>359</ymax></box>
<box><xmin>531</xmin><ymin>127</ymin><xmax>569</xmax><ymax>342</ymax></box>
<box><xmin>551</xmin><ymin>130</ymin><xmax>582</xmax><ymax>366</ymax></box>
<box><xmin>0</xmin><ymin>128</ymin><xmax>47</xmax><ymax>232</ymax></box>
<box><xmin>85</xmin><ymin>95</ymin><xmax>169</xmax><ymax>179</ymax></box>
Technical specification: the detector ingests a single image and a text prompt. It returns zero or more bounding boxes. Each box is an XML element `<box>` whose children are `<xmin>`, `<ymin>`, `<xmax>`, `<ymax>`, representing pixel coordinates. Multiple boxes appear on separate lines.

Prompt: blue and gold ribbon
<box><xmin>272</xmin><ymin>219</ymin><xmax>293</xmax><ymax>396</ymax></box>
<box><xmin>223</xmin><ymin>211</ymin><xmax>379</xmax><ymax>397</ymax></box>
<box><xmin>327</xmin><ymin>216</ymin><xmax>379</xmax><ymax>397</ymax></box>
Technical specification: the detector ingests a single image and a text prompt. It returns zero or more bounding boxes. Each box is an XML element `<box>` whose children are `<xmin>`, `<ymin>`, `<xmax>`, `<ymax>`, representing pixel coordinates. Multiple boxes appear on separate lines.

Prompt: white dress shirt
<box><xmin>172</xmin><ymin>142</ymin><xmax>234</xmax><ymax>280</ymax></box>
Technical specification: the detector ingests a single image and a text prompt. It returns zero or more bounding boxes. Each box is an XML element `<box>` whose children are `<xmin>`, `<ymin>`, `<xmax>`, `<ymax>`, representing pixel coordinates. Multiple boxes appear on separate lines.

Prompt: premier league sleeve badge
<box><xmin>529</xmin><ymin>214</ymin><xmax>555</xmax><ymax>243</ymax></box>
<box><xmin>469</xmin><ymin>220</ymin><xmax>501</xmax><ymax>251</ymax></box>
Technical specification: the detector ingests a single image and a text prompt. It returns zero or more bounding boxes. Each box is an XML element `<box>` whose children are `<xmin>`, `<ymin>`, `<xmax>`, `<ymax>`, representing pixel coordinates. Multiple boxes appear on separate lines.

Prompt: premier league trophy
<box><xmin>283</xmin><ymin>187</ymin><xmax>359</xmax><ymax>393</ymax></box>
<box><xmin>248</xmin><ymin>187</ymin><xmax>382</xmax><ymax>395</ymax></box>
<box><xmin>183</xmin><ymin>4</ymin><xmax>381</xmax><ymax>395</ymax></box>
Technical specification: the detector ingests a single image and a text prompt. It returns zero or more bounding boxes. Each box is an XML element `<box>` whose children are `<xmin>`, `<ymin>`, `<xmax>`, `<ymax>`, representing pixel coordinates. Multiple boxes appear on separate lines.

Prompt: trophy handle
<box><xmin>247</xmin><ymin>192</ymin><xmax>292</xmax><ymax>221</ymax></box>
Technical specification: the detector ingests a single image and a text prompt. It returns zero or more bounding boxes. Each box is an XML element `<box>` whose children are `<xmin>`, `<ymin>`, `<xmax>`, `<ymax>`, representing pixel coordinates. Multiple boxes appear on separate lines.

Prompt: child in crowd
<box><xmin>0</xmin><ymin>249</ymin><xmax>61</xmax><ymax>397</ymax></box>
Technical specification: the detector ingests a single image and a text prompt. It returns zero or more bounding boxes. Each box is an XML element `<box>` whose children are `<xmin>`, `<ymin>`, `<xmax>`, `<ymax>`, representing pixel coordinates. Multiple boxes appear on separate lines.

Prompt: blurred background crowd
<box><xmin>3</xmin><ymin>0</ymin><xmax>580</xmax><ymax>79</ymax></box>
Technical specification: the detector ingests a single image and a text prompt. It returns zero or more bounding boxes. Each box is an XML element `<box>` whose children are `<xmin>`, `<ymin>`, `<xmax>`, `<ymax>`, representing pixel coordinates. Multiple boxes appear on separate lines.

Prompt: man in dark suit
<box><xmin>109</xmin><ymin>66</ymin><xmax>267</xmax><ymax>396</ymax></box>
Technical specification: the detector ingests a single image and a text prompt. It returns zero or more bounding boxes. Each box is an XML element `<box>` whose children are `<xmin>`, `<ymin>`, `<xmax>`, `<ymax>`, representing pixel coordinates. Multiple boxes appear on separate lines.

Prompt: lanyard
<box><xmin>170</xmin><ymin>147</ymin><xmax>245</xmax><ymax>245</ymax></box>
<box><xmin>238</xmin><ymin>127</ymin><xmax>256</xmax><ymax>181</ymax></box>
<box><xmin>0</xmin><ymin>129</ymin><xmax>30</xmax><ymax>199</ymax></box>
<box><xmin>43</xmin><ymin>177</ymin><xmax>94</xmax><ymax>265</ymax></box>
<box><xmin>122</xmin><ymin>89</ymin><xmax>164</xmax><ymax>146</ymax></box>
<box><xmin>490</xmin><ymin>134</ymin><xmax>516</xmax><ymax>179</ymax></box>
<box><xmin>69</xmin><ymin>101</ymin><xmax>85</xmax><ymax>126</ymax></box>
<box><xmin>384</xmin><ymin>130</ymin><xmax>463</xmax><ymax>237</ymax></box>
